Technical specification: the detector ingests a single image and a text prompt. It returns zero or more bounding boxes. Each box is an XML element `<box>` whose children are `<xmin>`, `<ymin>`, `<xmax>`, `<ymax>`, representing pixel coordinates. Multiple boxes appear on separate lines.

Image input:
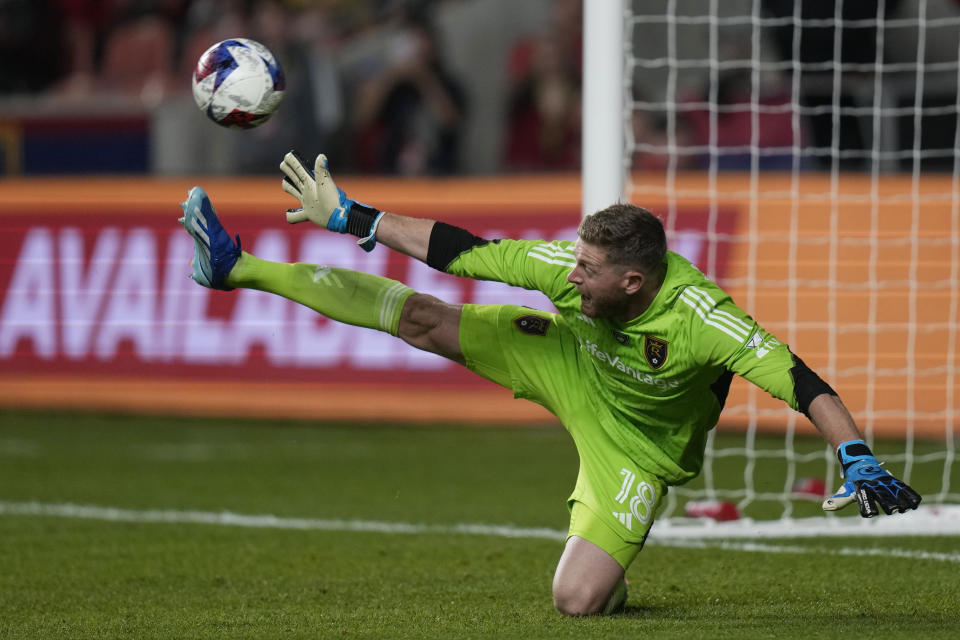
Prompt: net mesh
<box><xmin>624</xmin><ymin>0</ymin><xmax>959</xmax><ymax>521</ymax></box>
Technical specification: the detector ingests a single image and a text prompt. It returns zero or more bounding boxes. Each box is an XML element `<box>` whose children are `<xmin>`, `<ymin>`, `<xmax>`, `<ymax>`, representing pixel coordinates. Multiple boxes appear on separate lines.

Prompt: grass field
<box><xmin>1</xmin><ymin>409</ymin><xmax>958</xmax><ymax>639</ymax></box>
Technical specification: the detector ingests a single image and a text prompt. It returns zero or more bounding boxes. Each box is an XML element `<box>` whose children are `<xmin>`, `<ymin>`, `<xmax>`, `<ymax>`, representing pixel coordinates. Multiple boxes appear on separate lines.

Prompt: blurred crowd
<box><xmin>0</xmin><ymin>0</ymin><xmax>585</xmax><ymax>175</ymax></box>
<box><xmin>2</xmin><ymin>0</ymin><xmax>956</xmax><ymax>176</ymax></box>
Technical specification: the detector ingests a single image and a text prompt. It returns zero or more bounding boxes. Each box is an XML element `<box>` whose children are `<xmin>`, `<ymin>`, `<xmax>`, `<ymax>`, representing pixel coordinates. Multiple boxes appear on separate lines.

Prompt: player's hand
<box><xmin>821</xmin><ymin>440</ymin><xmax>922</xmax><ymax>517</ymax></box>
<box><xmin>279</xmin><ymin>151</ymin><xmax>350</xmax><ymax>232</ymax></box>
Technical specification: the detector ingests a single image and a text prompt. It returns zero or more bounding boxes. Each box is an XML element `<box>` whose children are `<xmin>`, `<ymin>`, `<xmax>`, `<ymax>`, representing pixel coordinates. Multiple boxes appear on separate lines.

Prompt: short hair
<box><xmin>577</xmin><ymin>204</ymin><xmax>667</xmax><ymax>273</ymax></box>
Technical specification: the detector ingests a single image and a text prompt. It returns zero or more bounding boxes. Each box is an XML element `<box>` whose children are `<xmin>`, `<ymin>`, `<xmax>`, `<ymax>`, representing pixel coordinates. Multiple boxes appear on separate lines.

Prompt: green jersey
<box><xmin>447</xmin><ymin>239</ymin><xmax>800</xmax><ymax>485</ymax></box>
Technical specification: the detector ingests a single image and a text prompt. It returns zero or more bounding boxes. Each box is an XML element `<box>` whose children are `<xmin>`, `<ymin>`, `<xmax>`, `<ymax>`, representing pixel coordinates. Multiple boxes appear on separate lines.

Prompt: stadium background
<box><xmin>2</xmin><ymin>2</ymin><xmax>959</xmax><ymax>636</ymax></box>
<box><xmin>1</xmin><ymin>0</ymin><xmax>956</xmax><ymax>438</ymax></box>
<box><xmin>0</xmin><ymin>172</ymin><xmax>952</xmax><ymax>440</ymax></box>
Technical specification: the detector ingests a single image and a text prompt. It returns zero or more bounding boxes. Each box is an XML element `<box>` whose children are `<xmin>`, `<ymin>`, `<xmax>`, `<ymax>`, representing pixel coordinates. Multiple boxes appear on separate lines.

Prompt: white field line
<box><xmin>2</xmin><ymin>500</ymin><xmax>960</xmax><ymax>564</ymax></box>
<box><xmin>0</xmin><ymin>501</ymin><xmax>565</xmax><ymax>539</ymax></box>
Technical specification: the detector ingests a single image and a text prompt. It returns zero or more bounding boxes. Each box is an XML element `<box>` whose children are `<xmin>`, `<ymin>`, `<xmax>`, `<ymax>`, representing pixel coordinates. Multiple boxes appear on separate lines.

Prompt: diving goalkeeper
<box><xmin>178</xmin><ymin>151</ymin><xmax>921</xmax><ymax>617</ymax></box>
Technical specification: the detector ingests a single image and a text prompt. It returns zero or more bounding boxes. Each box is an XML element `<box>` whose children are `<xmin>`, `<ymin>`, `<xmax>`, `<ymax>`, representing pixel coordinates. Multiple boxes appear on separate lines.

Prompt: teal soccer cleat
<box><xmin>178</xmin><ymin>186</ymin><xmax>241</xmax><ymax>290</ymax></box>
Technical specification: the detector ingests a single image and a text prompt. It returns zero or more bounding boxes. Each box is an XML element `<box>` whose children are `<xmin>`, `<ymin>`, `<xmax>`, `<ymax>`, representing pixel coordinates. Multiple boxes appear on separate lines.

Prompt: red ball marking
<box><xmin>219</xmin><ymin>110</ymin><xmax>260</xmax><ymax>129</ymax></box>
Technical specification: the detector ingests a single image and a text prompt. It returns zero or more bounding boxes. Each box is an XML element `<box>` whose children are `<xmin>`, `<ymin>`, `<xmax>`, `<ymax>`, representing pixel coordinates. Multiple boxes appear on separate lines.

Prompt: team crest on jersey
<box><xmin>644</xmin><ymin>336</ymin><xmax>668</xmax><ymax>369</ymax></box>
<box><xmin>514</xmin><ymin>314</ymin><xmax>550</xmax><ymax>336</ymax></box>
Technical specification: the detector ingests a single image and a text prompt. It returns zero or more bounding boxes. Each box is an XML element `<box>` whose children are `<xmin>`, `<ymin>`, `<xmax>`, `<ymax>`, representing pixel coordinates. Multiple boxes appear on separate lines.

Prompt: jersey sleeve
<box><xmin>445</xmin><ymin>238</ymin><xmax>577</xmax><ymax>303</ymax></box>
<box><xmin>679</xmin><ymin>283</ymin><xmax>801</xmax><ymax>411</ymax></box>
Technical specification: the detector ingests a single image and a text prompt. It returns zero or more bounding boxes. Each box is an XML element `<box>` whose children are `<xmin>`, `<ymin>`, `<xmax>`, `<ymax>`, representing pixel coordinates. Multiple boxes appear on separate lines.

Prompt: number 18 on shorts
<box><xmin>612</xmin><ymin>468</ymin><xmax>658</xmax><ymax>532</ymax></box>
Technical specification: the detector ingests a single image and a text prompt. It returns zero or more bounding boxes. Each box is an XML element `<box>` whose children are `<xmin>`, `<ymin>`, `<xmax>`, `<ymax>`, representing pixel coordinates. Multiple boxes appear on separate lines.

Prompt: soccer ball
<box><xmin>191</xmin><ymin>38</ymin><xmax>285</xmax><ymax>129</ymax></box>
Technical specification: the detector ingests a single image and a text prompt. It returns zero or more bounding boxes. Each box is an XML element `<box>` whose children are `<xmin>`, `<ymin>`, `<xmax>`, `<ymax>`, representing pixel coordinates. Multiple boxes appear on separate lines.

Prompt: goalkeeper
<box><xmin>178</xmin><ymin>151</ymin><xmax>921</xmax><ymax>617</ymax></box>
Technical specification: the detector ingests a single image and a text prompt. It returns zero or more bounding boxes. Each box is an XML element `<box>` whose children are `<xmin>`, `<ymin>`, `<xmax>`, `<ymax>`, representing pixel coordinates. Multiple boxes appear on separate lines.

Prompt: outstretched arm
<box><xmin>374</xmin><ymin>213</ymin><xmax>434</xmax><ymax>262</ymax></box>
<box><xmin>806</xmin><ymin>393</ymin><xmax>862</xmax><ymax>448</ymax></box>
<box><xmin>278</xmin><ymin>150</ymin><xmax>571</xmax><ymax>296</ymax></box>
<box><xmin>694</xmin><ymin>292</ymin><xmax>923</xmax><ymax>519</ymax></box>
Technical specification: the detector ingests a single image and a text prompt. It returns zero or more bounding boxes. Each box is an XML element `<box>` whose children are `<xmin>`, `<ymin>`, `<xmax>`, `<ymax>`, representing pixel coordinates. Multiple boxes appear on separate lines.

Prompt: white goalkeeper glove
<box><xmin>279</xmin><ymin>151</ymin><xmax>385</xmax><ymax>251</ymax></box>
<box><xmin>279</xmin><ymin>151</ymin><xmax>351</xmax><ymax>230</ymax></box>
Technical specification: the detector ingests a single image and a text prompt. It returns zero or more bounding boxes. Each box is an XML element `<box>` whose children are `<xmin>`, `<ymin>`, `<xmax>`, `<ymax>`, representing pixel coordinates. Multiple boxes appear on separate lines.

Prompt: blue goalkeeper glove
<box><xmin>279</xmin><ymin>151</ymin><xmax>385</xmax><ymax>251</ymax></box>
<box><xmin>822</xmin><ymin>439</ymin><xmax>922</xmax><ymax>517</ymax></box>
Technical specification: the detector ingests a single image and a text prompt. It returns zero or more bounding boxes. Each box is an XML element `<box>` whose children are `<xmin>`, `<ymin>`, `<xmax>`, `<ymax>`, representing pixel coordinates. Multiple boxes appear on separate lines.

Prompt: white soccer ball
<box><xmin>191</xmin><ymin>38</ymin><xmax>285</xmax><ymax>129</ymax></box>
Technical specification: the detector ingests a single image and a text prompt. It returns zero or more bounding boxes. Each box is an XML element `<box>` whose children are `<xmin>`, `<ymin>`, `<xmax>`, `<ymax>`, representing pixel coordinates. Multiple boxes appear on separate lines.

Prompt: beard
<box><xmin>579</xmin><ymin>290</ymin><xmax>628</xmax><ymax>319</ymax></box>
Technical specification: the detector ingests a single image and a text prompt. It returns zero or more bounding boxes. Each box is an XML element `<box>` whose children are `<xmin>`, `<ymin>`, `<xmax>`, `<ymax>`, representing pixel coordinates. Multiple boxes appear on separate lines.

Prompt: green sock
<box><xmin>225</xmin><ymin>252</ymin><xmax>415</xmax><ymax>337</ymax></box>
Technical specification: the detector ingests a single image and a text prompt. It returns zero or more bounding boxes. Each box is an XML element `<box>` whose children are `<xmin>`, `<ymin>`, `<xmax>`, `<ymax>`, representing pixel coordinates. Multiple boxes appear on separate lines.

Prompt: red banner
<box><xmin>0</xmin><ymin>210</ymin><xmax>570</xmax><ymax>386</ymax></box>
<box><xmin>0</xmin><ymin>179</ymin><xmax>735</xmax><ymax>420</ymax></box>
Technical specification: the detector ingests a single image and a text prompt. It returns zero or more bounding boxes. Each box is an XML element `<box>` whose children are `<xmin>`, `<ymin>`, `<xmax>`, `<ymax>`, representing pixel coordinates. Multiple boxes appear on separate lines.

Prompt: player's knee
<box><xmin>397</xmin><ymin>293</ymin><xmax>463</xmax><ymax>362</ymax></box>
<box><xmin>399</xmin><ymin>293</ymin><xmax>440</xmax><ymax>334</ymax></box>
<box><xmin>552</xmin><ymin>582</ymin><xmax>607</xmax><ymax>617</ymax></box>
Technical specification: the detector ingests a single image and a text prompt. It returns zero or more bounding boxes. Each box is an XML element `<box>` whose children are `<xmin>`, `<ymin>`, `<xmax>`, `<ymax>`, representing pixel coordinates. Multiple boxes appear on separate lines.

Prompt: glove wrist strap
<box><xmin>357</xmin><ymin>211</ymin><xmax>386</xmax><ymax>253</ymax></box>
<box><xmin>836</xmin><ymin>439</ymin><xmax>874</xmax><ymax>475</ymax></box>
<box><xmin>345</xmin><ymin>202</ymin><xmax>382</xmax><ymax>239</ymax></box>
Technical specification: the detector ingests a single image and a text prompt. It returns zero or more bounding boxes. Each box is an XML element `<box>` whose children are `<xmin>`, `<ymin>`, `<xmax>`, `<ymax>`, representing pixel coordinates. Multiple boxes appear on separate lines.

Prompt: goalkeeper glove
<box><xmin>822</xmin><ymin>439</ymin><xmax>922</xmax><ymax>517</ymax></box>
<box><xmin>279</xmin><ymin>151</ymin><xmax>385</xmax><ymax>251</ymax></box>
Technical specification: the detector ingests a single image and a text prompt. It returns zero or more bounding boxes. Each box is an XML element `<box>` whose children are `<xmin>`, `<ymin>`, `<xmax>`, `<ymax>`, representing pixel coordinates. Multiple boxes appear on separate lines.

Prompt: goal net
<box><xmin>609</xmin><ymin>0</ymin><xmax>960</xmax><ymax>531</ymax></box>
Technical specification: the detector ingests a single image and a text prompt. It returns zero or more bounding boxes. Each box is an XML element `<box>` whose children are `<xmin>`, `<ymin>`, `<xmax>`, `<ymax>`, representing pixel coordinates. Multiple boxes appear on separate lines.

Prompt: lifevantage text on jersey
<box><xmin>578</xmin><ymin>337</ymin><xmax>680</xmax><ymax>391</ymax></box>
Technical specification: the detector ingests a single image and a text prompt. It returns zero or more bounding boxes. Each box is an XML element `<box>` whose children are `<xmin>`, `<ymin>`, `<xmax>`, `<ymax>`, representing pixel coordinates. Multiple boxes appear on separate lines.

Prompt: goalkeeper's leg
<box><xmin>179</xmin><ymin>185</ymin><xmax>465</xmax><ymax>360</ymax></box>
<box><xmin>230</xmin><ymin>253</ymin><xmax>465</xmax><ymax>360</ymax></box>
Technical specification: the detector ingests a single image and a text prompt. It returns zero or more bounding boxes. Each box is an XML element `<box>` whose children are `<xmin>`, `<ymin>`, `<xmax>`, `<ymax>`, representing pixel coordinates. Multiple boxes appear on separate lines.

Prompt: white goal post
<box><xmin>582</xmin><ymin>0</ymin><xmax>626</xmax><ymax>216</ymax></box>
<box><xmin>583</xmin><ymin>0</ymin><xmax>959</xmax><ymax>532</ymax></box>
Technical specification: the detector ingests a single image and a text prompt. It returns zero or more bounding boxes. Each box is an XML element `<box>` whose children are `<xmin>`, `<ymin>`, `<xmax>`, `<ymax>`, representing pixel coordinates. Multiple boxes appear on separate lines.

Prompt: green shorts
<box><xmin>459</xmin><ymin>304</ymin><xmax>667</xmax><ymax>569</ymax></box>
